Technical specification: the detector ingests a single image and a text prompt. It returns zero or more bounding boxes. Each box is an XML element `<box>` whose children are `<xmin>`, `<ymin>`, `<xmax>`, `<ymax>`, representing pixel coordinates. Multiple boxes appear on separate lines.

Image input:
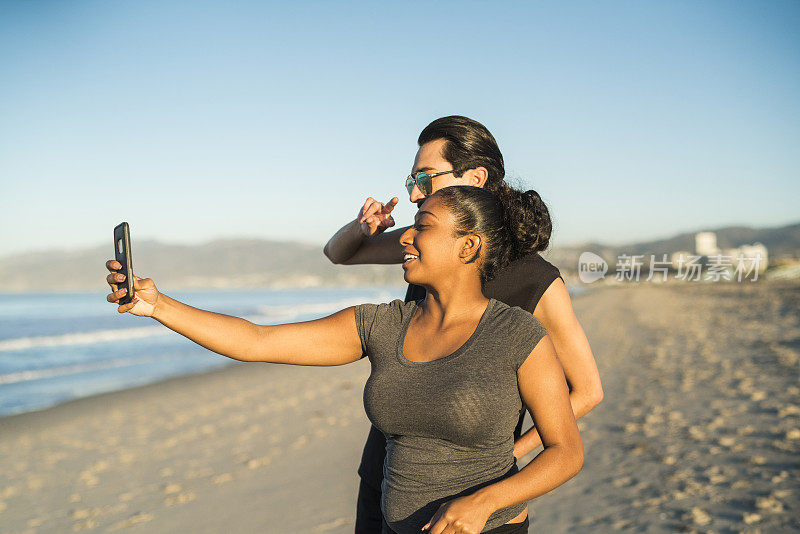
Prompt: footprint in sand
<box><xmin>771</xmin><ymin>470</ymin><xmax>789</xmax><ymax>483</ymax></box>
<box><xmin>165</xmin><ymin>491</ymin><xmax>196</xmax><ymax>506</ymax></box>
<box><xmin>756</xmin><ymin>495</ymin><xmax>785</xmax><ymax>513</ymax></box>
<box><xmin>107</xmin><ymin>512</ymin><xmax>154</xmax><ymax>531</ymax></box>
<box><xmin>612</xmin><ymin>476</ymin><xmax>633</xmax><ymax>488</ymax></box>
<box><xmin>117</xmin><ymin>450</ymin><xmax>135</xmax><ymax>464</ymax></box>
<box><xmin>73</xmin><ymin>518</ymin><xmax>98</xmax><ymax>531</ymax></box>
<box><xmin>743</xmin><ymin>512</ymin><xmax>762</xmax><ymax>524</ymax></box>
<box><xmin>184</xmin><ymin>468</ymin><xmax>214</xmax><ymax>480</ymax></box>
<box><xmin>72</xmin><ymin>503</ymin><xmax>128</xmax><ymax>520</ymax></box>
<box><xmin>28</xmin><ymin>516</ymin><xmax>46</xmax><ymax>527</ymax></box>
<box><xmin>246</xmin><ymin>456</ymin><xmax>272</xmax><ymax>469</ymax></box>
<box><xmin>212</xmin><ymin>473</ymin><xmax>233</xmax><ymax>484</ymax></box>
<box><xmin>686</xmin><ymin>507</ymin><xmax>712</xmax><ymax>526</ymax></box>
<box><xmin>162</xmin><ymin>483</ymin><xmax>181</xmax><ymax>494</ymax></box>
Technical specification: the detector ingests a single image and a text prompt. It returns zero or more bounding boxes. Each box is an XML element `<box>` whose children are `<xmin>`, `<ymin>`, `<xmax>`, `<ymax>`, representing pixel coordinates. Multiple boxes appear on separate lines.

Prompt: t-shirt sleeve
<box><xmin>524</xmin><ymin>256</ymin><xmax>563</xmax><ymax>314</ymax></box>
<box><xmin>510</xmin><ymin>310</ymin><xmax>549</xmax><ymax>372</ymax></box>
<box><xmin>353</xmin><ymin>302</ymin><xmax>380</xmax><ymax>359</ymax></box>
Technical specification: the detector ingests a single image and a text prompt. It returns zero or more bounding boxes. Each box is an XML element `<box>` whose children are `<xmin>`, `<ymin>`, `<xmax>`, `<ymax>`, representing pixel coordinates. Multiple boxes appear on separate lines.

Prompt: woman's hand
<box><xmin>422</xmin><ymin>493</ymin><xmax>494</xmax><ymax>534</ymax></box>
<box><xmin>358</xmin><ymin>196</ymin><xmax>398</xmax><ymax>237</ymax></box>
<box><xmin>105</xmin><ymin>260</ymin><xmax>160</xmax><ymax>317</ymax></box>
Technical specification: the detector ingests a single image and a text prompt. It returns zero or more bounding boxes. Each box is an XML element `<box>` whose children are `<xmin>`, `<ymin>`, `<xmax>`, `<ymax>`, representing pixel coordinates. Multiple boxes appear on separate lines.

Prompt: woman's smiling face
<box><xmin>399</xmin><ymin>195</ymin><xmax>472</xmax><ymax>286</ymax></box>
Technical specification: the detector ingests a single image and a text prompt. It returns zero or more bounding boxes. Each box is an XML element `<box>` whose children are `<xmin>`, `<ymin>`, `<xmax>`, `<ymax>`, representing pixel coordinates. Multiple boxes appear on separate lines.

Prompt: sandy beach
<box><xmin>1</xmin><ymin>279</ymin><xmax>798</xmax><ymax>533</ymax></box>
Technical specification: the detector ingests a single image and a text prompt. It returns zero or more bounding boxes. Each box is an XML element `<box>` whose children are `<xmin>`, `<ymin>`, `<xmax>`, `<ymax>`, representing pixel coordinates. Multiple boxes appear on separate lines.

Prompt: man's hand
<box><xmin>513</xmin><ymin>424</ymin><xmax>543</xmax><ymax>460</ymax></box>
<box><xmin>358</xmin><ymin>196</ymin><xmax>398</xmax><ymax>237</ymax></box>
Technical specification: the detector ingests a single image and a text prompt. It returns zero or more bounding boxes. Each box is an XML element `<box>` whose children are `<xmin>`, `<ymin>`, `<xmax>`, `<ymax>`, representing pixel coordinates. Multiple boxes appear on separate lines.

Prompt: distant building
<box><xmin>695</xmin><ymin>232</ymin><xmax>720</xmax><ymax>257</ymax></box>
<box><xmin>722</xmin><ymin>242</ymin><xmax>768</xmax><ymax>273</ymax></box>
<box><xmin>694</xmin><ymin>231</ymin><xmax>769</xmax><ymax>276</ymax></box>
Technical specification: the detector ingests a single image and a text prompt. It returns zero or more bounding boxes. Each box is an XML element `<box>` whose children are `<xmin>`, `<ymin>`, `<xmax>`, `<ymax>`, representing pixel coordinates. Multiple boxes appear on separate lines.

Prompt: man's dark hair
<box><xmin>418</xmin><ymin>115</ymin><xmax>552</xmax><ymax>254</ymax></box>
<box><xmin>418</xmin><ymin>115</ymin><xmax>506</xmax><ymax>186</ymax></box>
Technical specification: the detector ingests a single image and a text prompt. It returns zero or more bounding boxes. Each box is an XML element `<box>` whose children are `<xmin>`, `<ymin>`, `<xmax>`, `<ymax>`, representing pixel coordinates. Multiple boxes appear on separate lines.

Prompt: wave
<box><xmin>0</xmin><ymin>326</ymin><xmax>169</xmax><ymax>352</ymax></box>
<box><xmin>0</xmin><ymin>354</ymin><xmax>172</xmax><ymax>384</ymax></box>
<box><xmin>0</xmin><ymin>294</ymin><xmax>397</xmax><ymax>353</ymax></box>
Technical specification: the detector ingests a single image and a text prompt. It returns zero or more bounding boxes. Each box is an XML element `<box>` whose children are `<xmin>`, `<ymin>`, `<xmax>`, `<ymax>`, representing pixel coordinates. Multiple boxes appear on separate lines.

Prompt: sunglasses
<box><xmin>405</xmin><ymin>170</ymin><xmax>456</xmax><ymax>196</ymax></box>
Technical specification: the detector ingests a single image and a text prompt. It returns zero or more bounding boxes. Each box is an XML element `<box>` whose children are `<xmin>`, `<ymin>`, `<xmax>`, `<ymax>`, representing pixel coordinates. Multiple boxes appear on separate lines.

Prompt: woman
<box><xmin>324</xmin><ymin>115</ymin><xmax>602</xmax><ymax>533</ymax></box>
<box><xmin>105</xmin><ymin>186</ymin><xmax>583</xmax><ymax>534</ymax></box>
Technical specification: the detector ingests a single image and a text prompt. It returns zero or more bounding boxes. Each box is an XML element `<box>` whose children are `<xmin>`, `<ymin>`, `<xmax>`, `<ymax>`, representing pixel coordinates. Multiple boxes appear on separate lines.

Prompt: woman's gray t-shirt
<box><xmin>353</xmin><ymin>297</ymin><xmax>549</xmax><ymax>534</ymax></box>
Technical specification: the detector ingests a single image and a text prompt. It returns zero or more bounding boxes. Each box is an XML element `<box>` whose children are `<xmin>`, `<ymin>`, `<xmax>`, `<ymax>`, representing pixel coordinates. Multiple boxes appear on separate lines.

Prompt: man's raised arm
<box><xmin>323</xmin><ymin>196</ymin><xmax>408</xmax><ymax>265</ymax></box>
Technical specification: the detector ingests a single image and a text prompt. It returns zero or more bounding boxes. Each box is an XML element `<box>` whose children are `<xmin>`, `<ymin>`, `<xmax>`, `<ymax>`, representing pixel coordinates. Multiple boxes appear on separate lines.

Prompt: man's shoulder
<box><xmin>491</xmin><ymin>252</ymin><xmax>561</xmax><ymax>285</ymax></box>
<box><xmin>483</xmin><ymin>253</ymin><xmax>562</xmax><ymax>312</ymax></box>
<box><xmin>507</xmin><ymin>252</ymin><xmax>560</xmax><ymax>272</ymax></box>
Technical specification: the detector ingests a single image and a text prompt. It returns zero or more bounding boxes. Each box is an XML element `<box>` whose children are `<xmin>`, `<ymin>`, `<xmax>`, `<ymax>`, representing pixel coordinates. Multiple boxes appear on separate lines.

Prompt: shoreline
<box><xmin>0</xmin><ymin>358</ymin><xmax>240</xmax><ymax>429</ymax></box>
<box><xmin>0</xmin><ymin>284</ymin><xmax>593</xmax><ymax>421</ymax></box>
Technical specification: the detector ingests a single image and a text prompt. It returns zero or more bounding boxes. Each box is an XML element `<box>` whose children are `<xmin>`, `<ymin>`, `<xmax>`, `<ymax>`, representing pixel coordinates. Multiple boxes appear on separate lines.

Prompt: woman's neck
<box><xmin>418</xmin><ymin>281</ymin><xmax>488</xmax><ymax>328</ymax></box>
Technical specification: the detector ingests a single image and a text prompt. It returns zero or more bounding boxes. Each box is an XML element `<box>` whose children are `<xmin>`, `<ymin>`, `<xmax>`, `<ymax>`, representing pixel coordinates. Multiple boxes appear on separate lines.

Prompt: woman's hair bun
<box><xmin>491</xmin><ymin>184</ymin><xmax>552</xmax><ymax>259</ymax></box>
<box><xmin>431</xmin><ymin>184</ymin><xmax>551</xmax><ymax>286</ymax></box>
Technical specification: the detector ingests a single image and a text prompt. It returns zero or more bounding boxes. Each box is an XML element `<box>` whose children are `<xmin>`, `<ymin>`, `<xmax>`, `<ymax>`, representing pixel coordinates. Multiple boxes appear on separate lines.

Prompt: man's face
<box><xmin>408</xmin><ymin>139</ymin><xmax>465</xmax><ymax>207</ymax></box>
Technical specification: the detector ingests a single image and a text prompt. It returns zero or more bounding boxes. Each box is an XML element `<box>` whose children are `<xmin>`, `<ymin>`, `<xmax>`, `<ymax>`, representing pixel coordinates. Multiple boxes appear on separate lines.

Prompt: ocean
<box><xmin>0</xmin><ymin>286</ymin><xmax>401</xmax><ymax>418</ymax></box>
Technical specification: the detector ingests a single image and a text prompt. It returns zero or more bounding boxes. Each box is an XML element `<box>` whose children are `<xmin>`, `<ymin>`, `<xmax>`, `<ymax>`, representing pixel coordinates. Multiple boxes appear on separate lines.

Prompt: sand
<box><xmin>1</xmin><ymin>279</ymin><xmax>798</xmax><ymax>533</ymax></box>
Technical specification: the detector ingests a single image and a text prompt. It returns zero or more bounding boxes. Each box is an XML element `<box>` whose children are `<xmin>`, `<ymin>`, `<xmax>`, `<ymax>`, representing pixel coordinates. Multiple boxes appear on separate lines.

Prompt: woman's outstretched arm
<box><xmin>514</xmin><ymin>278</ymin><xmax>603</xmax><ymax>459</ymax></box>
<box><xmin>105</xmin><ymin>260</ymin><xmax>364</xmax><ymax>366</ymax></box>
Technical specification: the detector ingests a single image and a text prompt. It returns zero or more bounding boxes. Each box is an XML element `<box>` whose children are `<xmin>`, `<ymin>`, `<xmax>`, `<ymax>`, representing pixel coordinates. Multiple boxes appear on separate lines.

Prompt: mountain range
<box><xmin>543</xmin><ymin>220</ymin><xmax>800</xmax><ymax>281</ymax></box>
<box><xmin>1</xmin><ymin>221</ymin><xmax>798</xmax><ymax>292</ymax></box>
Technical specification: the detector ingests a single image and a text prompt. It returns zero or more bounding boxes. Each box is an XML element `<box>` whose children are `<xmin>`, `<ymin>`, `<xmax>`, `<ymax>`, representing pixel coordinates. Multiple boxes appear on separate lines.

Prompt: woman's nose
<box><xmin>399</xmin><ymin>226</ymin><xmax>416</xmax><ymax>246</ymax></box>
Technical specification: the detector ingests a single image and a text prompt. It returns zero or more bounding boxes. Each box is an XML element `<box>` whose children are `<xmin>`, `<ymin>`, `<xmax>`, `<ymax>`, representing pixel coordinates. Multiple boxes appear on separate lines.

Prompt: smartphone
<box><xmin>113</xmin><ymin>222</ymin><xmax>135</xmax><ymax>305</ymax></box>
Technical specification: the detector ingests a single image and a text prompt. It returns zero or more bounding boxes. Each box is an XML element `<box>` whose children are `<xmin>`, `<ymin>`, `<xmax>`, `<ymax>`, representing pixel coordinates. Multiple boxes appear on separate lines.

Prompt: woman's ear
<box><xmin>460</xmin><ymin>235</ymin><xmax>482</xmax><ymax>264</ymax></box>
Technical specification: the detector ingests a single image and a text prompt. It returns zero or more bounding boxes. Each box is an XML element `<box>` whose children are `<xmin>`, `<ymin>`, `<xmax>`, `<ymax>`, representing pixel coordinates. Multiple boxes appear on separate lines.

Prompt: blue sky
<box><xmin>1</xmin><ymin>1</ymin><xmax>798</xmax><ymax>257</ymax></box>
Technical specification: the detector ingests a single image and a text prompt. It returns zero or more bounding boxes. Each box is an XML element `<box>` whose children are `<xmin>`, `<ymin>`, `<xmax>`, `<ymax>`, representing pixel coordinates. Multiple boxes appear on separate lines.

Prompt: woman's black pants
<box><xmin>380</xmin><ymin>515</ymin><xmax>530</xmax><ymax>533</ymax></box>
